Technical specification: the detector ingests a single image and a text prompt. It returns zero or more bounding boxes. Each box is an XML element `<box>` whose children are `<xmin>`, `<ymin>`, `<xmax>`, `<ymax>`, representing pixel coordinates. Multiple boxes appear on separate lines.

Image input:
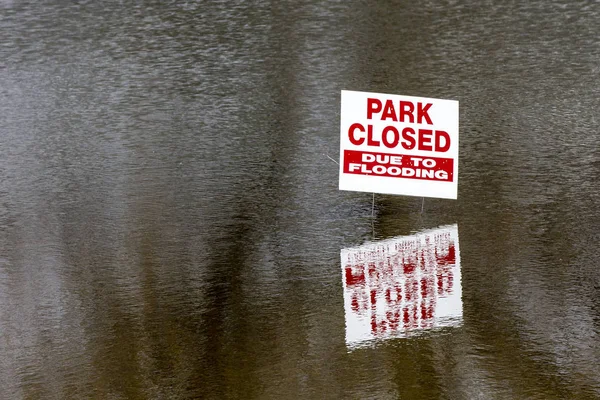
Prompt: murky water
<box><xmin>1</xmin><ymin>0</ymin><xmax>600</xmax><ymax>399</ymax></box>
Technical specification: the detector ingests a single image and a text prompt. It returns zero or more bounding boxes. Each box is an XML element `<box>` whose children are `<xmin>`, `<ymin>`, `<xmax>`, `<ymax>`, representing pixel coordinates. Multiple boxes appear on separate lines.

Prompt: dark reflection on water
<box><xmin>1</xmin><ymin>0</ymin><xmax>600</xmax><ymax>398</ymax></box>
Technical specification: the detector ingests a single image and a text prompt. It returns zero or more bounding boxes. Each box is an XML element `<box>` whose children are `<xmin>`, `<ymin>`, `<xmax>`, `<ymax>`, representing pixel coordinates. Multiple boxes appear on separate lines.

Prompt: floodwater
<box><xmin>1</xmin><ymin>0</ymin><xmax>599</xmax><ymax>399</ymax></box>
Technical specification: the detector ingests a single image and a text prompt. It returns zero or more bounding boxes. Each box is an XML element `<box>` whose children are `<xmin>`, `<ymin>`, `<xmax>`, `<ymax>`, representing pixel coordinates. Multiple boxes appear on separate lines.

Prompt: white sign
<box><xmin>341</xmin><ymin>225</ymin><xmax>462</xmax><ymax>348</ymax></box>
<box><xmin>339</xmin><ymin>90</ymin><xmax>459</xmax><ymax>199</ymax></box>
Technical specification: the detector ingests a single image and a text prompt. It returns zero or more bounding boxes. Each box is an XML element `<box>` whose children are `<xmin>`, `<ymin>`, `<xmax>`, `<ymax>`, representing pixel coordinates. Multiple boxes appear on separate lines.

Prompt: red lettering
<box><xmin>367</xmin><ymin>125</ymin><xmax>379</xmax><ymax>146</ymax></box>
<box><xmin>399</xmin><ymin>101</ymin><xmax>414</xmax><ymax>123</ymax></box>
<box><xmin>421</xmin><ymin>278</ymin><xmax>429</xmax><ymax>298</ymax></box>
<box><xmin>351</xmin><ymin>295</ymin><xmax>360</xmax><ymax>312</ymax></box>
<box><xmin>419</xmin><ymin>250</ymin><xmax>426</xmax><ymax>271</ymax></box>
<box><xmin>367</xmin><ymin>98</ymin><xmax>382</xmax><ymax>119</ymax></box>
<box><xmin>435</xmin><ymin>130</ymin><xmax>450</xmax><ymax>152</ymax></box>
<box><xmin>417</xmin><ymin>102</ymin><xmax>433</xmax><ymax>125</ymax></box>
<box><xmin>389</xmin><ymin>311</ymin><xmax>400</xmax><ymax>331</ymax></box>
<box><xmin>345</xmin><ymin>266</ymin><xmax>365</xmax><ymax>286</ymax></box>
<box><xmin>411</xmin><ymin>305</ymin><xmax>418</xmax><ymax>328</ymax></box>
<box><xmin>348</xmin><ymin>123</ymin><xmax>365</xmax><ymax>145</ymax></box>
<box><xmin>403</xmin><ymin>261</ymin><xmax>416</xmax><ymax>275</ymax></box>
<box><xmin>411</xmin><ymin>280</ymin><xmax>419</xmax><ymax>299</ymax></box>
<box><xmin>437</xmin><ymin>244</ymin><xmax>455</xmax><ymax>265</ymax></box>
<box><xmin>418</xmin><ymin>129</ymin><xmax>433</xmax><ymax>151</ymax></box>
<box><xmin>382</xmin><ymin>126</ymin><xmax>399</xmax><ymax>148</ymax></box>
<box><xmin>368</xmin><ymin>262</ymin><xmax>376</xmax><ymax>279</ymax></box>
<box><xmin>401</xmin><ymin>127</ymin><xmax>416</xmax><ymax>150</ymax></box>
<box><xmin>381</xmin><ymin>100</ymin><xmax>397</xmax><ymax>121</ymax></box>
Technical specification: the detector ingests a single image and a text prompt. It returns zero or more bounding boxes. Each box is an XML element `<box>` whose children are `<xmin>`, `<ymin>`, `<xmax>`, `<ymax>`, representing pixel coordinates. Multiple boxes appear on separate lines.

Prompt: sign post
<box><xmin>339</xmin><ymin>90</ymin><xmax>459</xmax><ymax>199</ymax></box>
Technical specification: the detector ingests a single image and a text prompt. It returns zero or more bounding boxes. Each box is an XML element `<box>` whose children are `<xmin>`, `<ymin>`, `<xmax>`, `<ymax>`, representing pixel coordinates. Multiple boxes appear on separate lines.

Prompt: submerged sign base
<box><xmin>341</xmin><ymin>225</ymin><xmax>462</xmax><ymax>349</ymax></box>
<box><xmin>339</xmin><ymin>90</ymin><xmax>459</xmax><ymax>199</ymax></box>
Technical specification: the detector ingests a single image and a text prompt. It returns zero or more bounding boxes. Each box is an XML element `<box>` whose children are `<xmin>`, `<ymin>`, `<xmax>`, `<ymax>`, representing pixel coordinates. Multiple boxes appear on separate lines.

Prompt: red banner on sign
<box><xmin>342</xmin><ymin>150</ymin><xmax>454</xmax><ymax>182</ymax></box>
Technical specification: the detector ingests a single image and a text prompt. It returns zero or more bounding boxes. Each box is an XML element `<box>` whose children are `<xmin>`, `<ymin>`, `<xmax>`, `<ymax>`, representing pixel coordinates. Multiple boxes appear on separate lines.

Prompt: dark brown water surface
<box><xmin>1</xmin><ymin>1</ymin><xmax>600</xmax><ymax>399</ymax></box>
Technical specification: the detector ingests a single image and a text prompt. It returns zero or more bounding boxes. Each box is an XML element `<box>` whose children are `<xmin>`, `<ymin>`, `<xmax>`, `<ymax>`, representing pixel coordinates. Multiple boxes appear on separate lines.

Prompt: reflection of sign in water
<box><xmin>341</xmin><ymin>225</ymin><xmax>462</xmax><ymax>348</ymax></box>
